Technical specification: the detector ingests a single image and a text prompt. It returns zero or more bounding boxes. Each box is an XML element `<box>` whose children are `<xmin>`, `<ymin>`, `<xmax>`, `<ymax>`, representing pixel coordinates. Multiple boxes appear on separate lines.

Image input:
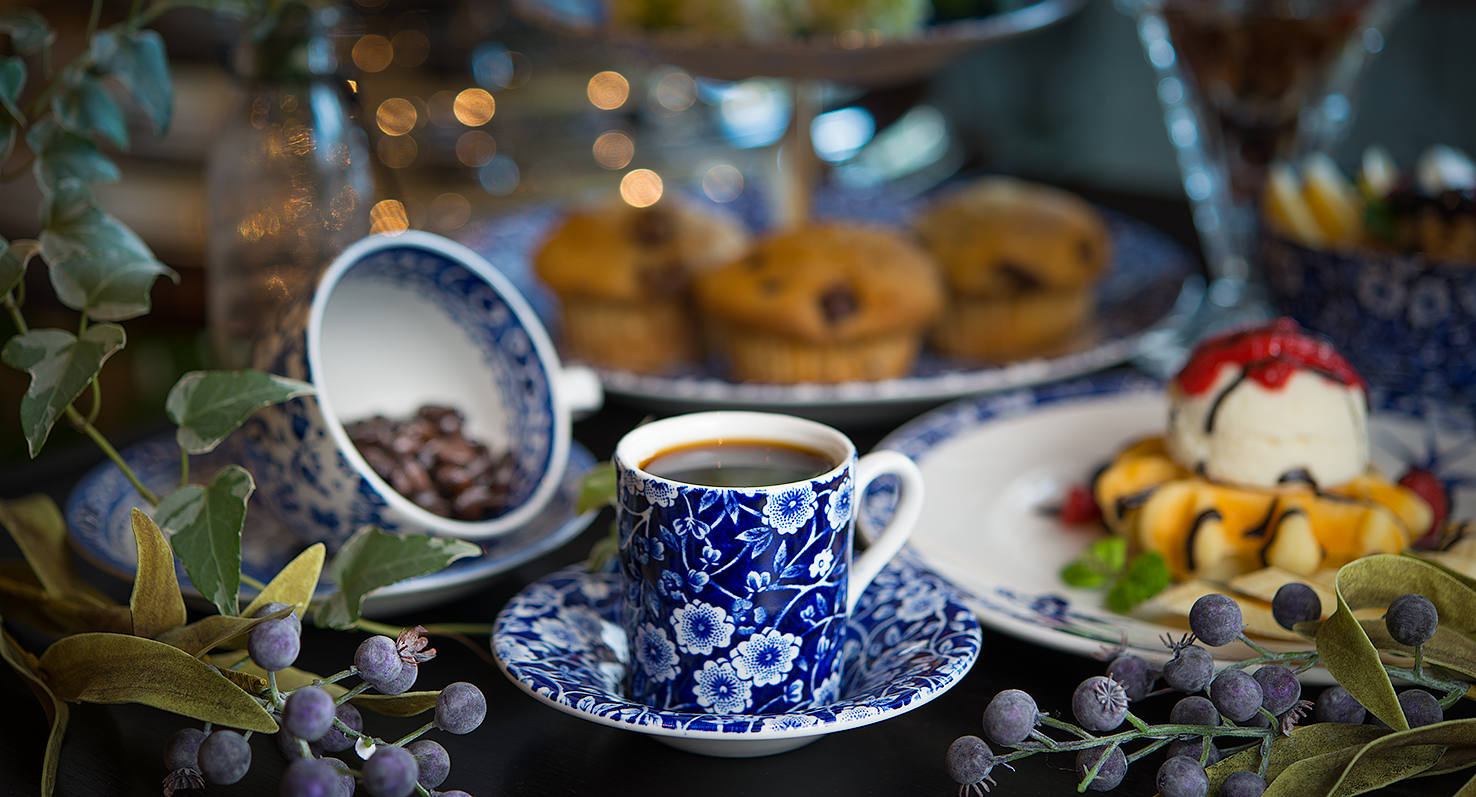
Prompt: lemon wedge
<box><xmin>1301</xmin><ymin>152</ymin><xmax>1363</xmax><ymax>244</ymax></box>
<box><xmin>1263</xmin><ymin>162</ymin><xmax>1326</xmax><ymax>248</ymax></box>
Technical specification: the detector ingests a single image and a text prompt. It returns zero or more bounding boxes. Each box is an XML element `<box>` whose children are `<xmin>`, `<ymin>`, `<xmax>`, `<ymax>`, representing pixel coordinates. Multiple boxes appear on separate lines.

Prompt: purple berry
<box><xmin>1221</xmin><ymin>770</ymin><xmax>1268</xmax><ymax>797</ymax></box>
<box><xmin>946</xmin><ymin>736</ymin><xmax>999</xmax><ymax>791</ymax></box>
<box><xmin>407</xmin><ymin>738</ymin><xmax>450</xmax><ymax>788</ymax></box>
<box><xmin>1314</xmin><ymin>685</ymin><xmax>1366</xmax><ymax>725</ymax></box>
<box><xmin>1072</xmin><ymin>676</ymin><xmax>1129</xmax><ymax>732</ymax></box>
<box><xmin>356</xmin><ymin>635</ymin><xmax>404</xmax><ymax>686</ymax></box>
<box><xmin>280</xmin><ymin>756</ymin><xmax>343</xmax><ymax>797</ymax></box>
<box><xmin>1253</xmin><ymin>665</ymin><xmax>1301</xmax><ymax>715</ymax></box>
<box><xmin>276</xmin><ymin>730</ymin><xmax>319</xmax><ymax>761</ymax></box>
<box><xmin>1271</xmin><ymin>583</ymin><xmax>1320</xmax><ymax>630</ymax></box>
<box><xmin>254</xmin><ymin>601</ymin><xmax>301</xmax><ymax>633</ymax></box>
<box><xmin>1166</xmin><ymin>738</ymin><xmax>1220</xmax><ymax>765</ymax></box>
<box><xmin>1209</xmin><ymin>669</ymin><xmax>1264</xmax><ymax>723</ymax></box>
<box><xmin>1157</xmin><ymin>754</ymin><xmax>1208</xmax><ymax>797</ymax></box>
<box><xmin>982</xmin><ymin>689</ymin><xmax>1040</xmax><ymax>745</ymax></box>
<box><xmin>197</xmin><ymin>729</ymin><xmax>252</xmax><ymax>785</ymax></box>
<box><xmin>1398</xmin><ymin>689</ymin><xmax>1443</xmax><ymax>728</ymax></box>
<box><xmin>1169</xmin><ymin>695</ymin><xmax>1220</xmax><ymax>729</ymax></box>
<box><xmin>164</xmin><ymin>727</ymin><xmax>205</xmax><ymax>772</ymax></box>
<box><xmin>284</xmin><ymin>686</ymin><xmax>337</xmax><ymax>743</ymax></box>
<box><xmin>1106</xmin><ymin>654</ymin><xmax>1154</xmax><ymax>702</ymax></box>
<box><xmin>377</xmin><ymin>662</ymin><xmax>418</xmax><ymax>696</ymax></box>
<box><xmin>1189</xmin><ymin>594</ymin><xmax>1243</xmax><ymax>647</ymax></box>
<box><xmin>1075</xmin><ymin>745</ymin><xmax>1127</xmax><ymax>791</ymax></box>
<box><xmin>248</xmin><ymin>617</ymin><xmax>301</xmax><ymax>672</ymax></box>
<box><xmin>435</xmin><ymin>682</ymin><xmax>487</xmax><ymax>734</ymax></box>
<box><xmin>319</xmin><ymin>702</ymin><xmax>364</xmax><ymax>753</ymax></box>
<box><xmin>1162</xmin><ymin>645</ymin><xmax>1214</xmax><ymax>693</ymax></box>
<box><xmin>1385</xmin><ymin>594</ymin><xmax>1439</xmax><ymax>646</ymax></box>
<box><xmin>362</xmin><ymin>744</ymin><xmax>419</xmax><ymax>797</ymax></box>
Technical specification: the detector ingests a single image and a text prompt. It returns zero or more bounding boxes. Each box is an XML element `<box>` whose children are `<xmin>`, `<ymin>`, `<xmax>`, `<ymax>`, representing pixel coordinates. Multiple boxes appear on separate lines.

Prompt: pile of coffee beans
<box><xmin>345</xmin><ymin>405</ymin><xmax>515</xmax><ymax>521</ymax></box>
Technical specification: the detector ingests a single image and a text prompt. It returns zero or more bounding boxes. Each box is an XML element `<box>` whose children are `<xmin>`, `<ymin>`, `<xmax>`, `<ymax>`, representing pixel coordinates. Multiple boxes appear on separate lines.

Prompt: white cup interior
<box><xmin>616</xmin><ymin>411</ymin><xmax>854</xmax><ymax>485</ymax></box>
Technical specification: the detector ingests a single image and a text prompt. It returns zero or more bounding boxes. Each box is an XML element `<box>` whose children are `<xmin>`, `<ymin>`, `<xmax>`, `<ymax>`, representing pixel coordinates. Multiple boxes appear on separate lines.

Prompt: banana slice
<box><xmin>1358</xmin><ymin>144</ymin><xmax>1398</xmax><ymax>199</ymax></box>
<box><xmin>1264</xmin><ymin>162</ymin><xmax>1327</xmax><ymax>248</ymax></box>
<box><xmin>1301</xmin><ymin>152</ymin><xmax>1364</xmax><ymax>245</ymax></box>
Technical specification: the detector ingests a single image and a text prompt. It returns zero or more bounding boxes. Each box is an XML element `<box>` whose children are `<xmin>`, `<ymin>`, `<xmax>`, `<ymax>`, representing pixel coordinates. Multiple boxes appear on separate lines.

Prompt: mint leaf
<box><xmin>1061</xmin><ymin>560</ymin><xmax>1110</xmax><ymax>588</ymax></box>
<box><xmin>1060</xmin><ymin>536</ymin><xmax>1128</xmax><ymax>588</ymax></box>
<box><xmin>575</xmin><ymin>461</ymin><xmax>616</xmax><ymax>515</ymax></box>
<box><xmin>1105</xmin><ymin>552</ymin><xmax>1170</xmax><ymax>614</ymax></box>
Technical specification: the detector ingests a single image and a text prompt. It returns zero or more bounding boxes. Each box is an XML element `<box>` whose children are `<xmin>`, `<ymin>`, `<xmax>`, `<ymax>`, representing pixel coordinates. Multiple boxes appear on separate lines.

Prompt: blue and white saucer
<box><xmin>492</xmin><ymin>554</ymin><xmax>980</xmax><ymax>757</ymax></box>
<box><xmin>66</xmin><ymin>433</ymin><xmax>598</xmax><ymax>617</ymax></box>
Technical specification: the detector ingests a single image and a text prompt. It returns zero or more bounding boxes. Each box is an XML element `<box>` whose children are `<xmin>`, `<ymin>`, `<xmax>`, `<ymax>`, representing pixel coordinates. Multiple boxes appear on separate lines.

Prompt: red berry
<box><xmin>1398</xmin><ymin>467</ymin><xmax>1448</xmax><ymax>546</ymax></box>
<box><xmin>1059</xmin><ymin>485</ymin><xmax>1102</xmax><ymax>525</ymax></box>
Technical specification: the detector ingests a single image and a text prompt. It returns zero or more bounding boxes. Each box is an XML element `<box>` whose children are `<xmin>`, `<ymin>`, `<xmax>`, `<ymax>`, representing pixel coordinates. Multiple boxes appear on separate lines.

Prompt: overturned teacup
<box><xmin>245</xmin><ymin>231</ymin><xmax>601</xmax><ymax>549</ymax></box>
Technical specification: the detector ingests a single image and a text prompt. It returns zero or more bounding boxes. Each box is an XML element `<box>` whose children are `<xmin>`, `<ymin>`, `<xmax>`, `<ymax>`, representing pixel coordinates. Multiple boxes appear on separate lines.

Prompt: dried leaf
<box><xmin>0</xmin><ymin>569</ymin><xmax>126</xmax><ymax>636</ymax></box>
<box><xmin>241</xmin><ymin>542</ymin><xmax>324</xmax><ymax>620</ymax></box>
<box><xmin>314</xmin><ymin>527</ymin><xmax>479</xmax><ymax>629</ymax></box>
<box><xmin>39</xmin><ymin>633</ymin><xmax>276</xmax><ymax>732</ymax></box>
<box><xmin>349</xmin><ymin>690</ymin><xmax>441</xmax><ymax>717</ymax></box>
<box><xmin>214</xmin><ymin>666</ymin><xmax>267</xmax><ymax>697</ymax></box>
<box><xmin>0</xmin><ymin>616</ymin><xmax>67</xmax><ymax>797</ymax></box>
<box><xmin>154</xmin><ymin>608</ymin><xmax>286</xmax><ymax>658</ymax></box>
<box><xmin>0</xmin><ymin>494</ymin><xmax>107</xmax><ymax>605</ymax></box>
<box><xmin>155</xmin><ymin>466</ymin><xmax>253</xmax><ymax>617</ymax></box>
<box><xmin>129</xmin><ymin>508</ymin><xmax>185</xmax><ymax>638</ymax></box>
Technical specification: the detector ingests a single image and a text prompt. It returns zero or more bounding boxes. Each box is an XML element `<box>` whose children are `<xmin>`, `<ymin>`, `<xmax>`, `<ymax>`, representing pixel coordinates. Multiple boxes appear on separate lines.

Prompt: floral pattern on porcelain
<box><xmin>243</xmin><ymin>244</ymin><xmax>559</xmax><ymax>550</ymax></box>
<box><xmin>491</xmin><ymin>556</ymin><xmax>980</xmax><ymax>741</ymax></box>
<box><xmin>615</xmin><ymin>458</ymin><xmax>858</xmax><ymax>714</ymax></box>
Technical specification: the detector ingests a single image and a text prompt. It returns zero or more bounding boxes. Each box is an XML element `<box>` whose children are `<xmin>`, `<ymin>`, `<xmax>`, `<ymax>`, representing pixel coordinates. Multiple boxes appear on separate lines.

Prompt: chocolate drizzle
<box><xmin>1278</xmin><ymin>469</ymin><xmax>1318</xmax><ymax>490</ymax></box>
<box><xmin>1184</xmin><ymin>509</ymin><xmax>1224</xmax><ymax>572</ymax></box>
<box><xmin>1204</xmin><ymin>368</ymin><xmax>1249</xmax><ymax>434</ymax></box>
<box><xmin>1115</xmin><ymin>487</ymin><xmax>1158</xmax><ymax>519</ymax></box>
<box><xmin>1241</xmin><ymin>498</ymin><xmax>1280</xmax><ymax>540</ymax></box>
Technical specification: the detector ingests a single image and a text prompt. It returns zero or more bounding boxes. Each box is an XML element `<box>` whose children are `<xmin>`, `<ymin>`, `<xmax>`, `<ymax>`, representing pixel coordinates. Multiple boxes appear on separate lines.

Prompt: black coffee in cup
<box><xmin>642</xmin><ymin>439</ymin><xmax>837</xmax><ymax>487</ymax></box>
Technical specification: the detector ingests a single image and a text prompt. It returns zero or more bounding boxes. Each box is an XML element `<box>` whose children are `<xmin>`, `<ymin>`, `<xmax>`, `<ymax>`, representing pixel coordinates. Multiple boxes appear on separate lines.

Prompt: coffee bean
<box><xmin>345</xmin><ymin>405</ymin><xmax>515</xmax><ymax>522</ymax></box>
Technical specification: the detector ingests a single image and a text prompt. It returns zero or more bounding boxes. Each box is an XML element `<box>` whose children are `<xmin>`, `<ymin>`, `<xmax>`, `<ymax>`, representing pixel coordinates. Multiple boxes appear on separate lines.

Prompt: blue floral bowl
<box><xmin>246</xmin><ymin>231</ymin><xmax>602</xmax><ymax>549</ymax></box>
<box><xmin>1263</xmin><ymin>233</ymin><xmax>1476</xmax><ymax>401</ymax></box>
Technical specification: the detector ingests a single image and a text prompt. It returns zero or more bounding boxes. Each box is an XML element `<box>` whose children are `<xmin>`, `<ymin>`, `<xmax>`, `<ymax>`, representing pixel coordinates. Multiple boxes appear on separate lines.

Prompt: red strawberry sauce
<box><xmin>1175</xmin><ymin>317</ymin><xmax>1366</xmax><ymax>396</ymax></box>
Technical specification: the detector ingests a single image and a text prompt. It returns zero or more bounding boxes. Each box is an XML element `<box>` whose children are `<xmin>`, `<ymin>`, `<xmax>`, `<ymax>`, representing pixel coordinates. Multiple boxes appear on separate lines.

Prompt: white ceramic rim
<box><xmin>306</xmin><ymin>230</ymin><xmax>572</xmax><ymax>539</ymax></box>
<box><xmin>614</xmin><ymin>411</ymin><xmax>856</xmax><ymax>489</ymax></box>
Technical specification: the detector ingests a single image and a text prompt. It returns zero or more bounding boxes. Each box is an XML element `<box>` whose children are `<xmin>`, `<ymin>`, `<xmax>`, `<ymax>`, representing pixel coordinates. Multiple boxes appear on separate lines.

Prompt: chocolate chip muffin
<box><xmin>535</xmin><ymin>200</ymin><xmax>750</xmax><ymax>374</ymax></box>
<box><xmin>693</xmin><ymin>223</ymin><xmax>945</xmax><ymax>383</ymax></box>
<box><xmin>914</xmin><ymin>176</ymin><xmax>1112</xmax><ymax>360</ymax></box>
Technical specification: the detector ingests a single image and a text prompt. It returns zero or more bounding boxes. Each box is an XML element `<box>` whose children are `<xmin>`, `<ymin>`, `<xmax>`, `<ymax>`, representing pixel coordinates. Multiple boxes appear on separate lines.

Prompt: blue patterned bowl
<box><xmin>246</xmin><ymin>231</ymin><xmax>601</xmax><ymax>549</ymax></box>
<box><xmin>1263</xmin><ymin>233</ymin><xmax>1476</xmax><ymax>401</ymax></box>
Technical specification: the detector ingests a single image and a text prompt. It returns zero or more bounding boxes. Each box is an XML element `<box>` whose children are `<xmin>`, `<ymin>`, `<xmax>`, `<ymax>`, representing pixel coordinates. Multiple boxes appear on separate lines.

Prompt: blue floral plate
<box><xmin>491</xmin><ymin>555</ymin><xmax>980</xmax><ymax>757</ymax></box>
<box><xmin>865</xmin><ymin>370</ymin><xmax>1476</xmax><ymax>682</ymax></box>
<box><xmin>66</xmin><ymin>433</ymin><xmax>598</xmax><ymax>618</ymax></box>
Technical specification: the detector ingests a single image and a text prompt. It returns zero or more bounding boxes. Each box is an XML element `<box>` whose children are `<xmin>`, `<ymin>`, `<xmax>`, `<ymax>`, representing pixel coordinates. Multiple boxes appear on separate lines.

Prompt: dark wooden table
<box><xmin>3</xmin><ymin>193</ymin><xmax>1470</xmax><ymax>796</ymax></box>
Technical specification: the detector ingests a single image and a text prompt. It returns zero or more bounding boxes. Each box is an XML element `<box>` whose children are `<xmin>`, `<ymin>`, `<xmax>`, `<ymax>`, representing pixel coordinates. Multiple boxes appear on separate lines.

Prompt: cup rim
<box><xmin>305</xmin><ymin>230</ymin><xmax>572</xmax><ymax>539</ymax></box>
<box><xmin>615</xmin><ymin>410</ymin><xmax>856</xmax><ymax>489</ymax></box>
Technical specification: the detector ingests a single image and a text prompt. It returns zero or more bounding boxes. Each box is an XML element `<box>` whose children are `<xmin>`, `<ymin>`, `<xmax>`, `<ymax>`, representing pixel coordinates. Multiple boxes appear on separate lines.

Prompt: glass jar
<box><xmin>205</xmin><ymin>1</ymin><xmax>374</xmax><ymax>369</ymax></box>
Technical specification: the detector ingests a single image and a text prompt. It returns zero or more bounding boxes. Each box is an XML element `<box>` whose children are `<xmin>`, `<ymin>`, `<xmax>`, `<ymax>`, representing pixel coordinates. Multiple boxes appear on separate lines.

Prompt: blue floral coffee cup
<box><xmin>613</xmin><ymin>411</ymin><xmax>924</xmax><ymax>715</ymax></box>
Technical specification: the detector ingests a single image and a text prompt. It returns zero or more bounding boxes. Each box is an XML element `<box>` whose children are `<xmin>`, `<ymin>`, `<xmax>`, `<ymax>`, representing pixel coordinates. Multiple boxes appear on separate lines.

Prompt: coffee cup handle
<box><xmin>847</xmin><ymin>450</ymin><xmax>924</xmax><ymax>614</ymax></box>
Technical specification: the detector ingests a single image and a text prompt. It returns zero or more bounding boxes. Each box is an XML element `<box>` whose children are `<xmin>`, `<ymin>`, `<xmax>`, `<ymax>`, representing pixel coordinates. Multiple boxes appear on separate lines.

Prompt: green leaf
<box><xmin>1060</xmin><ymin>536</ymin><xmax>1127</xmax><ymax>588</ymax></box>
<box><xmin>0</xmin><ymin>55</ymin><xmax>25</xmax><ymax>121</ymax></box>
<box><xmin>1105</xmin><ymin>551</ymin><xmax>1170</xmax><ymax>613</ymax></box>
<box><xmin>52</xmin><ymin>70</ymin><xmax>128</xmax><ymax>150</ymax></box>
<box><xmin>576</xmin><ymin>461</ymin><xmax>616</xmax><ymax>514</ymax></box>
<box><xmin>314</xmin><ymin>527</ymin><xmax>480</xmax><ymax>629</ymax></box>
<box><xmin>0</xmin><ymin>9</ymin><xmax>53</xmax><ymax>54</ymax></box>
<box><xmin>155</xmin><ymin>466</ymin><xmax>253</xmax><ymax>617</ymax></box>
<box><xmin>39</xmin><ymin>180</ymin><xmax>177</xmax><ymax>321</ymax></box>
<box><xmin>129</xmin><ymin>508</ymin><xmax>187</xmax><ymax>638</ymax></box>
<box><xmin>92</xmin><ymin>27</ymin><xmax>172</xmax><ymax>136</ymax></box>
<box><xmin>27</xmin><ymin>119</ymin><xmax>121</xmax><ymax>188</ymax></box>
<box><xmin>165</xmin><ymin>370</ymin><xmax>315</xmax><ymax>454</ymax></box>
<box><xmin>1</xmin><ymin>325</ymin><xmax>125</xmax><ymax>457</ymax></box>
<box><xmin>0</xmin><ymin>238</ymin><xmax>40</xmax><ymax>297</ymax></box>
<box><xmin>0</xmin><ymin>618</ymin><xmax>66</xmax><ymax>797</ymax></box>
<box><xmin>38</xmin><ymin>632</ymin><xmax>278</xmax><ymax>732</ymax></box>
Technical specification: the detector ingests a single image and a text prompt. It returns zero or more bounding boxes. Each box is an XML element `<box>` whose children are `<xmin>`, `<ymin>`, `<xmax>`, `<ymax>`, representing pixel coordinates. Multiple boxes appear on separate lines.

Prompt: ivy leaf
<box><xmin>38</xmin><ymin>633</ymin><xmax>277</xmax><ymax>732</ymax></box>
<box><xmin>52</xmin><ymin>70</ymin><xmax>128</xmax><ymax>150</ymax></box>
<box><xmin>91</xmin><ymin>27</ymin><xmax>172</xmax><ymax>135</ymax></box>
<box><xmin>154</xmin><ymin>466</ymin><xmax>253</xmax><ymax>618</ymax></box>
<box><xmin>314</xmin><ymin>527</ymin><xmax>481</xmax><ymax>629</ymax></box>
<box><xmin>40</xmin><ymin>180</ymin><xmax>177</xmax><ymax>321</ymax></box>
<box><xmin>1105</xmin><ymin>551</ymin><xmax>1170</xmax><ymax>613</ymax></box>
<box><xmin>0</xmin><ymin>9</ymin><xmax>52</xmax><ymax>54</ymax></box>
<box><xmin>0</xmin><ymin>54</ymin><xmax>23</xmax><ymax>120</ymax></box>
<box><xmin>0</xmin><ymin>618</ymin><xmax>66</xmax><ymax>797</ymax></box>
<box><xmin>576</xmin><ymin>461</ymin><xmax>616</xmax><ymax>514</ymax></box>
<box><xmin>128</xmin><ymin>508</ymin><xmax>187</xmax><ymax>638</ymax></box>
<box><xmin>27</xmin><ymin>119</ymin><xmax>121</xmax><ymax>188</ymax></box>
<box><xmin>1061</xmin><ymin>536</ymin><xmax>1128</xmax><ymax>588</ymax></box>
<box><xmin>1</xmin><ymin>324</ymin><xmax>125</xmax><ymax>457</ymax></box>
<box><xmin>0</xmin><ymin>238</ymin><xmax>40</xmax><ymax>297</ymax></box>
<box><xmin>165</xmin><ymin>370</ymin><xmax>314</xmax><ymax>454</ymax></box>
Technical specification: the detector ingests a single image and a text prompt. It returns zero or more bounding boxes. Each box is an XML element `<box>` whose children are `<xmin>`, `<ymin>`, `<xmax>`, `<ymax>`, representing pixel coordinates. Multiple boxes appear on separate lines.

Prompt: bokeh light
<box><xmin>456</xmin><ymin>130</ymin><xmax>497</xmax><ymax>166</ymax></box>
<box><xmin>431</xmin><ymin>193</ymin><xmax>472</xmax><ymax>230</ymax></box>
<box><xmin>454</xmin><ymin>89</ymin><xmax>495</xmax><ymax>126</ymax></box>
<box><xmin>472</xmin><ymin>44</ymin><xmax>532</xmax><ymax>90</ymax></box>
<box><xmin>376</xmin><ymin>98</ymin><xmax>417</xmax><ymax>136</ymax></box>
<box><xmin>352</xmin><ymin>34</ymin><xmax>393</xmax><ymax>73</ymax></box>
<box><xmin>652</xmin><ymin>71</ymin><xmax>696</xmax><ymax>112</ymax></box>
<box><xmin>370</xmin><ymin>199</ymin><xmax>409</xmax><ymax>235</ymax></box>
<box><xmin>391</xmin><ymin>30</ymin><xmax>429</xmax><ymax>67</ymax></box>
<box><xmin>593</xmin><ymin>131</ymin><xmax>634</xmax><ymax>170</ymax></box>
<box><xmin>702</xmin><ymin>164</ymin><xmax>744</xmax><ymax>203</ymax></box>
<box><xmin>620</xmin><ymin>169</ymin><xmax>663</xmax><ymax>207</ymax></box>
<box><xmin>377</xmin><ymin>135</ymin><xmax>416</xmax><ymax>168</ymax></box>
<box><xmin>587</xmin><ymin>71</ymin><xmax>629</xmax><ymax>110</ymax></box>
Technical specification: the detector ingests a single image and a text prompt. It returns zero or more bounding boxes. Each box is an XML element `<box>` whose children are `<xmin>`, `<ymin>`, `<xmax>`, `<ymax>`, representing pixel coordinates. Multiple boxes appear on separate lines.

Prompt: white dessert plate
<box><xmin>65</xmin><ymin>433</ymin><xmax>598</xmax><ymax>618</ymax></box>
<box><xmin>458</xmin><ymin>190</ymin><xmax>1201</xmax><ymax>426</ymax></box>
<box><xmin>863</xmin><ymin>371</ymin><xmax>1476</xmax><ymax>682</ymax></box>
<box><xmin>491</xmin><ymin>554</ymin><xmax>980</xmax><ymax>757</ymax></box>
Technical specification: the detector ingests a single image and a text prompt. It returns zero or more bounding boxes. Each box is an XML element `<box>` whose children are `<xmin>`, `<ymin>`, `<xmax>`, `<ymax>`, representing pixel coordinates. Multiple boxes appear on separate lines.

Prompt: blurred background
<box><xmin>1</xmin><ymin>0</ymin><xmax>1472</xmax><ymax>465</ymax></box>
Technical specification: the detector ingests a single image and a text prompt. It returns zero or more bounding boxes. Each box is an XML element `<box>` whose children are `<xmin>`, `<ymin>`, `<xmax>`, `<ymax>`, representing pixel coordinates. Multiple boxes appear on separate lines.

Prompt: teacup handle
<box><xmin>847</xmin><ymin>450</ymin><xmax>924</xmax><ymax>614</ymax></box>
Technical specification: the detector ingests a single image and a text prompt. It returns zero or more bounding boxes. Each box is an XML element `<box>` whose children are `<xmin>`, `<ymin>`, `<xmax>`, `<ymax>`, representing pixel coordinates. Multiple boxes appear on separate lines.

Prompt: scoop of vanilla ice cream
<box><xmin>1167</xmin><ymin>364</ymin><xmax>1369</xmax><ymax>489</ymax></box>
